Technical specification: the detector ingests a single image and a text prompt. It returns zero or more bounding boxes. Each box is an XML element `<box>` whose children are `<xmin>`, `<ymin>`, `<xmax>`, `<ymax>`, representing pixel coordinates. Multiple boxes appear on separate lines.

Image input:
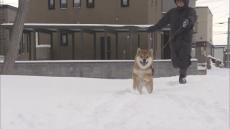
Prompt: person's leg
<box><xmin>179</xmin><ymin>67</ymin><xmax>187</xmax><ymax>84</ymax></box>
<box><xmin>170</xmin><ymin>43</ymin><xmax>188</xmax><ymax>84</ymax></box>
<box><xmin>178</xmin><ymin>43</ymin><xmax>192</xmax><ymax>69</ymax></box>
<box><xmin>179</xmin><ymin>67</ymin><xmax>187</xmax><ymax>77</ymax></box>
<box><xmin>178</xmin><ymin>44</ymin><xmax>191</xmax><ymax>84</ymax></box>
<box><xmin>170</xmin><ymin>42</ymin><xmax>180</xmax><ymax>68</ymax></box>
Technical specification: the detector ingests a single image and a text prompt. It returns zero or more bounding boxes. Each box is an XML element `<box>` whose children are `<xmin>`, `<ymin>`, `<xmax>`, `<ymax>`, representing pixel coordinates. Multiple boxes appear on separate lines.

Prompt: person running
<box><xmin>147</xmin><ymin>0</ymin><xmax>197</xmax><ymax>84</ymax></box>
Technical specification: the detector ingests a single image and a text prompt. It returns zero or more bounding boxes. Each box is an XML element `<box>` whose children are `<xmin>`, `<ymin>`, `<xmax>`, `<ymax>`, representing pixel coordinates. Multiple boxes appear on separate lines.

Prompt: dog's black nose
<box><xmin>143</xmin><ymin>59</ymin><xmax>146</xmax><ymax>62</ymax></box>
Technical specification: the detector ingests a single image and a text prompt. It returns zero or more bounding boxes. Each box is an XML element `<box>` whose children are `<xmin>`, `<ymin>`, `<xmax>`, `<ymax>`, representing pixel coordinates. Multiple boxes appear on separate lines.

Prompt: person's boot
<box><xmin>179</xmin><ymin>74</ymin><xmax>187</xmax><ymax>84</ymax></box>
<box><xmin>179</xmin><ymin>68</ymin><xmax>187</xmax><ymax>84</ymax></box>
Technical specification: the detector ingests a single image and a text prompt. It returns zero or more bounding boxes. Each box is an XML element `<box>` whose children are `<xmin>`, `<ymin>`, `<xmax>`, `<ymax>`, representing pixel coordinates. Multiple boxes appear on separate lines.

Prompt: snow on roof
<box><xmin>1</xmin><ymin>23</ymin><xmax>170</xmax><ymax>32</ymax></box>
<box><xmin>1</xmin><ymin>23</ymin><xmax>152</xmax><ymax>27</ymax></box>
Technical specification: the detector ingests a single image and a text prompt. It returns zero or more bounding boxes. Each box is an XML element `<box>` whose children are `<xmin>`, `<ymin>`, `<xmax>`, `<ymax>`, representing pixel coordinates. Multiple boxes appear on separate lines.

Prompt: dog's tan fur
<box><xmin>132</xmin><ymin>48</ymin><xmax>154</xmax><ymax>94</ymax></box>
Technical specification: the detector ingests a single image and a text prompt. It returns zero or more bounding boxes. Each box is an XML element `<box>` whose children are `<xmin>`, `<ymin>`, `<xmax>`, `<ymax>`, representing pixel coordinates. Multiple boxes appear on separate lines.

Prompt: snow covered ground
<box><xmin>1</xmin><ymin>67</ymin><xmax>229</xmax><ymax>129</ymax></box>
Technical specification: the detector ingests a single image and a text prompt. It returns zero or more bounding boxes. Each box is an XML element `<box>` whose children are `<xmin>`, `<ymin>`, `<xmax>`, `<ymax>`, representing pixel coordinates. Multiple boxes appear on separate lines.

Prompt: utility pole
<box><xmin>0</xmin><ymin>0</ymin><xmax>4</xmax><ymax>56</ymax></box>
<box><xmin>227</xmin><ymin>1</ymin><xmax>230</xmax><ymax>68</ymax></box>
<box><xmin>227</xmin><ymin>17</ymin><xmax>230</xmax><ymax>67</ymax></box>
<box><xmin>227</xmin><ymin>3</ymin><xmax>230</xmax><ymax>128</ymax></box>
<box><xmin>0</xmin><ymin>1</ymin><xmax>3</xmax><ymax>129</ymax></box>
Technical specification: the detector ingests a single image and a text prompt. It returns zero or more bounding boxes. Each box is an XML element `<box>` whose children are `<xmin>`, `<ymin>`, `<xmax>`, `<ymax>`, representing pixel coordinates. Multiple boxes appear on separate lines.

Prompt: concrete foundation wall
<box><xmin>0</xmin><ymin>59</ymin><xmax>204</xmax><ymax>78</ymax></box>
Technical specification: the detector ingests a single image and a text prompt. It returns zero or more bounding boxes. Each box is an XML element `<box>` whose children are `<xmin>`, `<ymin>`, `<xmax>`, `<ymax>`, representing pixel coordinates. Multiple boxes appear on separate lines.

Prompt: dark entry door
<box><xmin>100</xmin><ymin>36</ymin><xmax>111</xmax><ymax>60</ymax></box>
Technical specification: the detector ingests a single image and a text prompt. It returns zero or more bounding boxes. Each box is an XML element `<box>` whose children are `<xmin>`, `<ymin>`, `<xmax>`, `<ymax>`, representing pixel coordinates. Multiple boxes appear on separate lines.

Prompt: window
<box><xmin>121</xmin><ymin>0</ymin><xmax>129</xmax><ymax>7</ymax></box>
<box><xmin>87</xmin><ymin>0</ymin><xmax>94</xmax><ymax>8</ymax></box>
<box><xmin>73</xmin><ymin>0</ymin><xmax>81</xmax><ymax>8</ymax></box>
<box><xmin>38</xmin><ymin>32</ymin><xmax>51</xmax><ymax>45</ymax></box>
<box><xmin>61</xmin><ymin>32</ymin><xmax>68</xmax><ymax>46</ymax></box>
<box><xmin>48</xmin><ymin>0</ymin><xmax>55</xmax><ymax>9</ymax></box>
<box><xmin>35</xmin><ymin>32</ymin><xmax>51</xmax><ymax>48</ymax></box>
<box><xmin>60</xmin><ymin>0</ymin><xmax>67</xmax><ymax>8</ymax></box>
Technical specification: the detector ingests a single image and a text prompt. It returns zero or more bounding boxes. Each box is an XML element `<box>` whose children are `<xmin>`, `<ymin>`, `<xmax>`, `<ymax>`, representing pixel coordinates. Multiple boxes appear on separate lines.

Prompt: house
<box><xmin>213</xmin><ymin>45</ymin><xmax>230</xmax><ymax>67</ymax></box>
<box><xmin>213</xmin><ymin>45</ymin><xmax>227</xmax><ymax>62</ymax></box>
<box><xmin>2</xmin><ymin>0</ymin><xmax>199</xmax><ymax>61</ymax></box>
<box><xmin>193</xmin><ymin>6</ymin><xmax>213</xmax><ymax>69</ymax></box>
<box><xmin>0</xmin><ymin>4</ymin><xmax>17</xmax><ymax>56</ymax></box>
<box><xmin>227</xmin><ymin>18</ymin><xmax>230</xmax><ymax>68</ymax></box>
<box><xmin>13</xmin><ymin>0</ymin><xmax>162</xmax><ymax>60</ymax></box>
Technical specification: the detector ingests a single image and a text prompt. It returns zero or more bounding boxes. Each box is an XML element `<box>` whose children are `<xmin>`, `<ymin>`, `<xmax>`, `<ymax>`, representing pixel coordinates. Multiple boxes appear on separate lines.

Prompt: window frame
<box><xmin>48</xmin><ymin>0</ymin><xmax>55</xmax><ymax>9</ymax></box>
<box><xmin>86</xmin><ymin>0</ymin><xmax>95</xmax><ymax>8</ymax></box>
<box><xmin>60</xmin><ymin>0</ymin><xmax>68</xmax><ymax>9</ymax></box>
<box><xmin>121</xmin><ymin>0</ymin><xmax>129</xmax><ymax>7</ymax></box>
<box><xmin>73</xmin><ymin>0</ymin><xmax>81</xmax><ymax>8</ymax></box>
<box><xmin>60</xmin><ymin>32</ymin><xmax>68</xmax><ymax>46</ymax></box>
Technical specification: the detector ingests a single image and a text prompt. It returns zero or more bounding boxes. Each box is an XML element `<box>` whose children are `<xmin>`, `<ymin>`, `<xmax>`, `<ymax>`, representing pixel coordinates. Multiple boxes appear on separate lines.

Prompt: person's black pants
<box><xmin>170</xmin><ymin>41</ymin><xmax>191</xmax><ymax>77</ymax></box>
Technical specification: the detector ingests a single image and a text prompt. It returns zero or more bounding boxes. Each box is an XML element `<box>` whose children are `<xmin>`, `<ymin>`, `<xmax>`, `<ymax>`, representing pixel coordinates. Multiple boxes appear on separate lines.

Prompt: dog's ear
<box><xmin>149</xmin><ymin>49</ymin><xmax>153</xmax><ymax>57</ymax></box>
<box><xmin>137</xmin><ymin>48</ymin><xmax>141</xmax><ymax>54</ymax></box>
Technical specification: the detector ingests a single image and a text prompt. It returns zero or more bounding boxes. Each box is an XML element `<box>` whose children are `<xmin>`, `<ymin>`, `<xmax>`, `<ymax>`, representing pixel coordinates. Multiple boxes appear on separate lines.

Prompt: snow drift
<box><xmin>1</xmin><ymin>67</ymin><xmax>229</xmax><ymax>129</ymax></box>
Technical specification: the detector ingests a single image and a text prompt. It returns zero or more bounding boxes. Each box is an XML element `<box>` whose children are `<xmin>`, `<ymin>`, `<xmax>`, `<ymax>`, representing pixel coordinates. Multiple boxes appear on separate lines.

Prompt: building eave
<box><xmin>1</xmin><ymin>23</ymin><xmax>170</xmax><ymax>32</ymax></box>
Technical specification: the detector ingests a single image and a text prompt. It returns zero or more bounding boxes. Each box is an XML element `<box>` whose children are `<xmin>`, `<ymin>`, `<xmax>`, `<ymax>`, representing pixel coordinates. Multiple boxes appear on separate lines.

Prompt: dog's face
<box><xmin>135</xmin><ymin>48</ymin><xmax>153</xmax><ymax>69</ymax></box>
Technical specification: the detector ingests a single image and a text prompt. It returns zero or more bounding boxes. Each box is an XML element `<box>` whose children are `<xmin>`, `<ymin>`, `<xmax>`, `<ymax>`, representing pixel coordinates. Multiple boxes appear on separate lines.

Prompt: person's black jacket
<box><xmin>148</xmin><ymin>0</ymin><xmax>197</xmax><ymax>69</ymax></box>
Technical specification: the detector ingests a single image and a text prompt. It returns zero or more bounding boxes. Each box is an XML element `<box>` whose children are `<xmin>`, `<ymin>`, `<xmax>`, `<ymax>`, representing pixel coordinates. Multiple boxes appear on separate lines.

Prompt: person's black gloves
<box><xmin>182</xmin><ymin>19</ymin><xmax>190</xmax><ymax>28</ymax></box>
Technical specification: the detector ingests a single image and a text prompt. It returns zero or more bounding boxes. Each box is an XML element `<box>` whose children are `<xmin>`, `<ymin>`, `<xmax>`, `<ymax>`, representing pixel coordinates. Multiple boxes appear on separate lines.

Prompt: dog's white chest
<box><xmin>133</xmin><ymin>69</ymin><xmax>148</xmax><ymax>79</ymax></box>
<box><xmin>138</xmin><ymin>70</ymin><xmax>145</xmax><ymax>78</ymax></box>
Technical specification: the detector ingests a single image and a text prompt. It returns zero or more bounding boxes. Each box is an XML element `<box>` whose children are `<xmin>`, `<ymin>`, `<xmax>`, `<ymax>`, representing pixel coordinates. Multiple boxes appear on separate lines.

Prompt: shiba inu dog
<box><xmin>132</xmin><ymin>48</ymin><xmax>154</xmax><ymax>94</ymax></box>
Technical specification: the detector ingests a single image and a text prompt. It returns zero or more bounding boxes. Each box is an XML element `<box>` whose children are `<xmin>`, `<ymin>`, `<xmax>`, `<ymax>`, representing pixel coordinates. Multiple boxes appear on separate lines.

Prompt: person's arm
<box><xmin>147</xmin><ymin>10</ymin><xmax>171</xmax><ymax>32</ymax></box>
<box><xmin>182</xmin><ymin>8</ymin><xmax>197</xmax><ymax>30</ymax></box>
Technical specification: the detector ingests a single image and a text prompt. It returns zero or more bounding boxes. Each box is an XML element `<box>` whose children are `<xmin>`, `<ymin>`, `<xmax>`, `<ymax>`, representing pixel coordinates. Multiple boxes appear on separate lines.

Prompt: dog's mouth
<box><xmin>140</xmin><ymin>59</ymin><xmax>148</xmax><ymax>66</ymax></box>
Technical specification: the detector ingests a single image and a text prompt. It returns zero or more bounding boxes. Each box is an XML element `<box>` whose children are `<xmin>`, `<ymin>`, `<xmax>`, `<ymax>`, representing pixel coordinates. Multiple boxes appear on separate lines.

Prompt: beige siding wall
<box><xmin>194</xmin><ymin>7</ymin><xmax>213</xmax><ymax>44</ymax></box>
<box><xmin>25</xmin><ymin>0</ymin><xmax>163</xmax><ymax>60</ymax></box>
<box><xmin>26</xmin><ymin>0</ymin><xmax>151</xmax><ymax>24</ymax></box>
<box><xmin>207</xmin><ymin>9</ymin><xmax>213</xmax><ymax>43</ymax></box>
<box><xmin>52</xmin><ymin>32</ymin><xmax>73</xmax><ymax>59</ymax></box>
<box><xmin>147</xmin><ymin>0</ymin><xmax>161</xmax><ymax>24</ymax></box>
<box><xmin>0</xmin><ymin>6</ymin><xmax>17</xmax><ymax>55</ymax></box>
<box><xmin>6</xmin><ymin>8</ymin><xmax>17</xmax><ymax>22</ymax></box>
<box><xmin>46</xmin><ymin>30</ymin><xmax>157</xmax><ymax>60</ymax></box>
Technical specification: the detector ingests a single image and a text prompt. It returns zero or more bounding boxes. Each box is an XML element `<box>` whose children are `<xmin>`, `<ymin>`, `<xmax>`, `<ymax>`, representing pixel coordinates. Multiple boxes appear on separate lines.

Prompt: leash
<box><xmin>161</xmin><ymin>26</ymin><xmax>184</xmax><ymax>50</ymax></box>
<box><xmin>145</xmin><ymin>26</ymin><xmax>184</xmax><ymax>75</ymax></box>
<box><xmin>147</xmin><ymin>26</ymin><xmax>184</xmax><ymax>59</ymax></box>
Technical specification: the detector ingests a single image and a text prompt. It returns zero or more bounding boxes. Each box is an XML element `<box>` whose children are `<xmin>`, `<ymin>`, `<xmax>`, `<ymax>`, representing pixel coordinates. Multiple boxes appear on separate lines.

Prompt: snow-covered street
<box><xmin>1</xmin><ymin>67</ymin><xmax>229</xmax><ymax>129</ymax></box>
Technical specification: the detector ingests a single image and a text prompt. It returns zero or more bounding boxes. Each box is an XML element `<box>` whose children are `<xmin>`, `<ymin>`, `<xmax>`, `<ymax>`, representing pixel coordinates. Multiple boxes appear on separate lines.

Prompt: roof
<box><xmin>214</xmin><ymin>45</ymin><xmax>228</xmax><ymax>49</ymax></box>
<box><xmin>1</xmin><ymin>23</ymin><xmax>170</xmax><ymax>32</ymax></box>
<box><xmin>0</xmin><ymin>4</ymin><xmax>17</xmax><ymax>11</ymax></box>
<box><xmin>196</xmin><ymin>6</ymin><xmax>213</xmax><ymax>16</ymax></box>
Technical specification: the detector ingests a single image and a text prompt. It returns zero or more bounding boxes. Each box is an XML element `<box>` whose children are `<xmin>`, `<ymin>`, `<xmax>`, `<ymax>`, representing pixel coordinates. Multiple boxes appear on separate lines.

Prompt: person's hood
<box><xmin>174</xmin><ymin>0</ymin><xmax>189</xmax><ymax>7</ymax></box>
